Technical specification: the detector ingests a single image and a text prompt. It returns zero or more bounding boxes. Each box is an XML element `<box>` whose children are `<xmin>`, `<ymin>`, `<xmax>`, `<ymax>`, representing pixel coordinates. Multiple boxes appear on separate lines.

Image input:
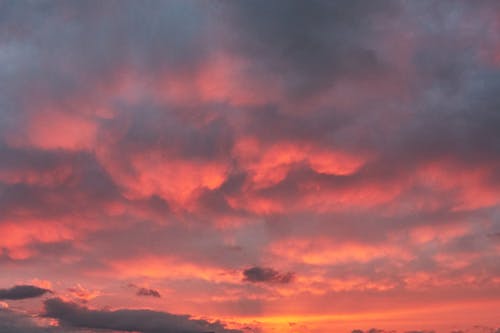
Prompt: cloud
<box><xmin>44</xmin><ymin>297</ymin><xmax>242</xmax><ymax>333</ymax></box>
<box><xmin>136</xmin><ymin>287</ymin><xmax>161</xmax><ymax>298</ymax></box>
<box><xmin>1</xmin><ymin>0</ymin><xmax>500</xmax><ymax>330</ymax></box>
<box><xmin>242</xmin><ymin>266</ymin><xmax>294</xmax><ymax>284</ymax></box>
<box><xmin>128</xmin><ymin>284</ymin><xmax>161</xmax><ymax>298</ymax></box>
<box><xmin>0</xmin><ymin>285</ymin><xmax>51</xmax><ymax>300</ymax></box>
<box><xmin>0</xmin><ymin>307</ymin><xmax>72</xmax><ymax>333</ymax></box>
<box><xmin>66</xmin><ymin>284</ymin><xmax>101</xmax><ymax>303</ymax></box>
<box><xmin>219</xmin><ymin>0</ymin><xmax>398</xmax><ymax>100</ymax></box>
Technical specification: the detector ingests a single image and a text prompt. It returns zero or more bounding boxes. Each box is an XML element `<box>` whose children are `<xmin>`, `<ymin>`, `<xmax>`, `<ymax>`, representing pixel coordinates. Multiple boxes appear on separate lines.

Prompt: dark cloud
<box><xmin>0</xmin><ymin>150</ymin><xmax>122</xmax><ymax>221</ymax></box>
<box><xmin>44</xmin><ymin>297</ymin><xmax>242</xmax><ymax>333</ymax></box>
<box><xmin>242</xmin><ymin>266</ymin><xmax>294</xmax><ymax>284</ymax></box>
<box><xmin>0</xmin><ymin>308</ymin><xmax>58</xmax><ymax>333</ymax></box>
<box><xmin>220</xmin><ymin>0</ymin><xmax>398</xmax><ymax>100</ymax></box>
<box><xmin>0</xmin><ymin>285</ymin><xmax>51</xmax><ymax>300</ymax></box>
<box><xmin>136</xmin><ymin>287</ymin><xmax>161</xmax><ymax>298</ymax></box>
<box><xmin>128</xmin><ymin>283</ymin><xmax>161</xmax><ymax>298</ymax></box>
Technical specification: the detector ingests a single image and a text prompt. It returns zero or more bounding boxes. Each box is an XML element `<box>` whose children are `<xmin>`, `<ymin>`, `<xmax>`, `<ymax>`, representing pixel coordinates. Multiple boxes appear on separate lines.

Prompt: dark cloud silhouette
<box><xmin>0</xmin><ymin>308</ymin><xmax>59</xmax><ymax>333</ymax></box>
<box><xmin>44</xmin><ymin>297</ymin><xmax>242</xmax><ymax>333</ymax></box>
<box><xmin>242</xmin><ymin>266</ymin><xmax>294</xmax><ymax>284</ymax></box>
<box><xmin>0</xmin><ymin>285</ymin><xmax>51</xmax><ymax>300</ymax></box>
<box><xmin>137</xmin><ymin>287</ymin><xmax>161</xmax><ymax>298</ymax></box>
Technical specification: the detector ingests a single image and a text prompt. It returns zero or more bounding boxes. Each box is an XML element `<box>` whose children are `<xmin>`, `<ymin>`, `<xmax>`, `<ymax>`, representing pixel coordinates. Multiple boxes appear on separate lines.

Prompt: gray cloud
<box><xmin>0</xmin><ymin>308</ymin><xmax>56</xmax><ymax>333</ymax></box>
<box><xmin>128</xmin><ymin>283</ymin><xmax>161</xmax><ymax>298</ymax></box>
<box><xmin>136</xmin><ymin>287</ymin><xmax>161</xmax><ymax>298</ymax></box>
<box><xmin>242</xmin><ymin>266</ymin><xmax>294</xmax><ymax>284</ymax></box>
<box><xmin>44</xmin><ymin>297</ymin><xmax>242</xmax><ymax>333</ymax></box>
<box><xmin>219</xmin><ymin>0</ymin><xmax>398</xmax><ymax>100</ymax></box>
<box><xmin>136</xmin><ymin>288</ymin><xmax>161</xmax><ymax>298</ymax></box>
<box><xmin>0</xmin><ymin>285</ymin><xmax>51</xmax><ymax>300</ymax></box>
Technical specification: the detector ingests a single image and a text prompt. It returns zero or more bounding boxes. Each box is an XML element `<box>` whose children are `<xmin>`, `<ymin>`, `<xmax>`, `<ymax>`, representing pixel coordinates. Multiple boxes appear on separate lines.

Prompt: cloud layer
<box><xmin>1</xmin><ymin>0</ymin><xmax>500</xmax><ymax>332</ymax></box>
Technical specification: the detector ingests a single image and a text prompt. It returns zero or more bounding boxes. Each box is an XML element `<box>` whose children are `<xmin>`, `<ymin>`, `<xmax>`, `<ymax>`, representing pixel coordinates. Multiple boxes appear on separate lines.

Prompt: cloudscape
<box><xmin>0</xmin><ymin>1</ymin><xmax>499</xmax><ymax>332</ymax></box>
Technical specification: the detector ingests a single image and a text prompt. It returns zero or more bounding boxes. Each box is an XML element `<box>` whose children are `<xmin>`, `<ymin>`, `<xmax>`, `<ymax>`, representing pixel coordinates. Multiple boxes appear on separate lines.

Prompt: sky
<box><xmin>0</xmin><ymin>0</ymin><xmax>500</xmax><ymax>332</ymax></box>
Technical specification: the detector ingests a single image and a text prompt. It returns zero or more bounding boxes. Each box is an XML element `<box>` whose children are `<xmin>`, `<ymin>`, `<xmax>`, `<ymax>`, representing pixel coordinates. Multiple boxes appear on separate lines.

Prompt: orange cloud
<box><xmin>106</xmin><ymin>256</ymin><xmax>240</xmax><ymax>283</ymax></box>
<box><xmin>7</xmin><ymin>110</ymin><xmax>98</xmax><ymax>151</ymax></box>
<box><xmin>97</xmin><ymin>150</ymin><xmax>228</xmax><ymax>209</ymax></box>
<box><xmin>159</xmin><ymin>52</ymin><xmax>281</xmax><ymax>107</ymax></box>
<box><xmin>233</xmin><ymin>138</ymin><xmax>366</xmax><ymax>188</ymax></box>
<box><xmin>67</xmin><ymin>283</ymin><xmax>101</xmax><ymax>302</ymax></box>
<box><xmin>0</xmin><ymin>220</ymin><xmax>75</xmax><ymax>259</ymax></box>
<box><xmin>269</xmin><ymin>237</ymin><xmax>412</xmax><ymax>265</ymax></box>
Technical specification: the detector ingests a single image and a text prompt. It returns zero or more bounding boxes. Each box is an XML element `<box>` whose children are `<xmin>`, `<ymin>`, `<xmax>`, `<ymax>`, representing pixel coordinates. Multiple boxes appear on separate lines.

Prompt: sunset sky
<box><xmin>1</xmin><ymin>1</ymin><xmax>500</xmax><ymax>333</ymax></box>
